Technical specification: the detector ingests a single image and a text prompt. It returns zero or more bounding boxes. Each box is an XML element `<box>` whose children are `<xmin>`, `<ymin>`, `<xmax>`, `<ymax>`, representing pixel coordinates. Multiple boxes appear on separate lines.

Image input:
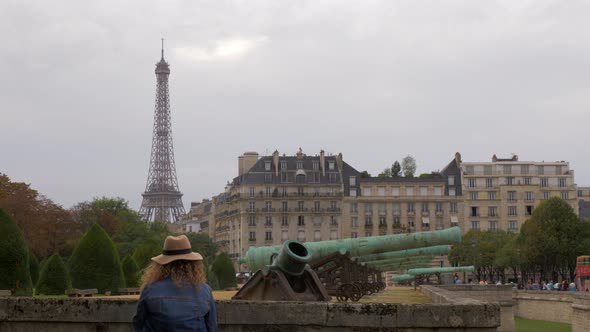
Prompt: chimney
<box><xmin>272</xmin><ymin>150</ymin><xmax>279</xmax><ymax>176</ymax></box>
<box><xmin>239</xmin><ymin>152</ymin><xmax>259</xmax><ymax>176</ymax></box>
<box><xmin>336</xmin><ymin>152</ymin><xmax>343</xmax><ymax>171</ymax></box>
<box><xmin>455</xmin><ymin>152</ymin><xmax>462</xmax><ymax>165</ymax></box>
<box><xmin>492</xmin><ymin>154</ymin><xmax>497</xmax><ymax>162</ymax></box>
<box><xmin>320</xmin><ymin>150</ymin><xmax>325</xmax><ymax>176</ymax></box>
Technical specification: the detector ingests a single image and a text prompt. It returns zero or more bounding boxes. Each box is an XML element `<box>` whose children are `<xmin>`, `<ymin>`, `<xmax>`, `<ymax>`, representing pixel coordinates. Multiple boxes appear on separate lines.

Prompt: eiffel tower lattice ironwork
<box><xmin>140</xmin><ymin>39</ymin><xmax>185</xmax><ymax>223</ymax></box>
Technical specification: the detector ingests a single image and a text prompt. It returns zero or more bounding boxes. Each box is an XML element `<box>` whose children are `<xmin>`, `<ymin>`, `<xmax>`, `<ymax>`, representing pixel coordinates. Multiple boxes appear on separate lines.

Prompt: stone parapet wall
<box><xmin>572</xmin><ymin>294</ymin><xmax>590</xmax><ymax>332</ymax></box>
<box><xmin>0</xmin><ymin>297</ymin><xmax>500</xmax><ymax>331</ymax></box>
<box><xmin>421</xmin><ymin>285</ymin><xmax>514</xmax><ymax>332</ymax></box>
<box><xmin>512</xmin><ymin>290</ymin><xmax>575</xmax><ymax>324</ymax></box>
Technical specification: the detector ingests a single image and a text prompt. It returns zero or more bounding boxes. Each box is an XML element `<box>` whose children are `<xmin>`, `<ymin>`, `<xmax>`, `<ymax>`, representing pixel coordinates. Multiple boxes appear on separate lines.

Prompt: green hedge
<box><xmin>29</xmin><ymin>251</ymin><xmax>40</xmax><ymax>286</ymax></box>
<box><xmin>36</xmin><ymin>254</ymin><xmax>71</xmax><ymax>295</ymax></box>
<box><xmin>69</xmin><ymin>223</ymin><xmax>125</xmax><ymax>293</ymax></box>
<box><xmin>212</xmin><ymin>252</ymin><xmax>236</xmax><ymax>289</ymax></box>
<box><xmin>121</xmin><ymin>255</ymin><xmax>140</xmax><ymax>288</ymax></box>
<box><xmin>0</xmin><ymin>208</ymin><xmax>33</xmax><ymax>296</ymax></box>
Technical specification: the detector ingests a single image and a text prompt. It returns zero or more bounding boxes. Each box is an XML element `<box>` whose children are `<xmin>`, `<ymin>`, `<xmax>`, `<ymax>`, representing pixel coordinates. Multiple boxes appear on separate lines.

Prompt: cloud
<box><xmin>173</xmin><ymin>36</ymin><xmax>269</xmax><ymax>62</ymax></box>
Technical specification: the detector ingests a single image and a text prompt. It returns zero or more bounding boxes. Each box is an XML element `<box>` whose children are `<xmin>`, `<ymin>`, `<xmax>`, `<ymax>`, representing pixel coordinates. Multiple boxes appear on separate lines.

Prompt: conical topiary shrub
<box><xmin>212</xmin><ymin>252</ymin><xmax>237</xmax><ymax>289</ymax></box>
<box><xmin>0</xmin><ymin>208</ymin><xmax>33</xmax><ymax>296</ymax></box>
<box><xmin>69</xmin><ymin>223</ymin><xmax>125</xmax><ymax>294</ymax></box>
<box><xmin>29</xmin><ymin>251</ymin><xmax>40</xmax><ymax>287</ymax></box>
<box><xmin>36</xmin><ymin>254</ymin><xmax>71</xmax><ymax>295</ymax></box>
<box><xmin>121</xmin><ymin>255</ymin><xmax>140</xmax><ymax>288</ymax></box>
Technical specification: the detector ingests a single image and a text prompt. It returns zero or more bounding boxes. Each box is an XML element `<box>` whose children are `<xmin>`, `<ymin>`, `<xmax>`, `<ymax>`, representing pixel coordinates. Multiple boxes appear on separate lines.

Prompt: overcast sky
<box><xmin>2</xmin><ymin>0</ymin><xmax>589</xmax><ymax>210</ymax></box>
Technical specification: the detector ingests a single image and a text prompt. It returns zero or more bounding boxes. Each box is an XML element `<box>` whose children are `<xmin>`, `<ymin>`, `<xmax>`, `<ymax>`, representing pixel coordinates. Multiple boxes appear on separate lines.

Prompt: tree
<box><xmin>391</xmin><ymin>161</ymin><xmax>401</xmax><ymax>177</ymax></box>
<box><xmin>211</xmin><ymin>252</ymin><xmax>237</xmax><ymax>289</ymax></box>
<box><xmin>401</xmin><ymin>155</ymin><xmax>417</xmax><ymax>178</ymax></box>
<box><xmin>0</xmin><ymin>208</ymin><xmax>33</xmax><ymax>296</ymax></box>
<box><xmin>29</xmin><ymin>251</ymin><xmax>40</xmax><ymax>286</ymax></box>
<box><xmin>359</xmin><ymin>171</ymin><xmax>371</xmax><ymax>178</ymax></box>
<box><xmin>377</xmin><ymin>168</ymin><xmax>392</xmax><ymax>178</ymax></box>
<box><xmin>36</xmin><ymin>254</ymin><xmax>71</xmax><ymax>295</ymax></box>
<box><xmin>185</xmin><ymin>233</ymin><xmax>218</xmax><ymax>263</ymax></box>
<box><xmin>69</xmin><ymin>223</ymin><xmax>125</xmax><ymax>293</ymax></box>
<box><xmin>121</xmin><ymin>256</ymin><xmax>140</xmax><ymax>288</ymax></box>
<box><xmin>133</xmin><ymin>239</ymin><xmax>163</xmax><ymax>269</ymax></box>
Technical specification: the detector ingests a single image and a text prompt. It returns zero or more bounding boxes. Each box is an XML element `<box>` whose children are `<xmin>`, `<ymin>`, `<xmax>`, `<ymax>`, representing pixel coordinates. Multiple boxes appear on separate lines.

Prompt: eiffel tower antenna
<box><xmin>139</xmin><ymin>40</ymin><xmax>186</xmax><ymax>223</ymax></box>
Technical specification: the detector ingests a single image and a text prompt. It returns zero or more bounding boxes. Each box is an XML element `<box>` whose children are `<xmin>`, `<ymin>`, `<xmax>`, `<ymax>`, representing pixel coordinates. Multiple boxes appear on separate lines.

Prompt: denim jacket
<box><xmin>133</xmin><ymin>278</ymin><xmax>217</xmax><ymax>332</ymax></box>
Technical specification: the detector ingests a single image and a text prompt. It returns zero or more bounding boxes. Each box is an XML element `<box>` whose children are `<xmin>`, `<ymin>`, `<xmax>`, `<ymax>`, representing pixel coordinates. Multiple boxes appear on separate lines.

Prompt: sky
<box><xmin>1</xmin><ymin>0</ymin><xmax>590</xmax><ymax>210</ymax></box>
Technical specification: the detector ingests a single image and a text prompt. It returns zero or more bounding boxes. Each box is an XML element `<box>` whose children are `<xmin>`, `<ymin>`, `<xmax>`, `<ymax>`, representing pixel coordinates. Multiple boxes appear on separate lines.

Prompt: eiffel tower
<box><xmin>139</xmin><ymin>39</ymin><xmax>185</xmax><ymax>223</ymax></box>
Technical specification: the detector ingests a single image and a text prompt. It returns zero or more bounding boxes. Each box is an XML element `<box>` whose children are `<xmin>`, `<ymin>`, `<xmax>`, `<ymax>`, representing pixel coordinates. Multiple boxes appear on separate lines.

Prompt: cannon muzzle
<box><xmin>271</xmin><ymin>240</ymin><xmax>312</xmax><ymax>276</ymax></box>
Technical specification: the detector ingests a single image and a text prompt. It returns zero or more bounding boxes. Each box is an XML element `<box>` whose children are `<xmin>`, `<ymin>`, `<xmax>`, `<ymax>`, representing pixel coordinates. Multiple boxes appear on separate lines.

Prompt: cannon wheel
<box><xmin>337</xmin><ymin>283</ymin><xmax>361</xmax><ymax>302</ymax></box>
<box><xmin>350</xmin><ymin>283</ymin><xmax>362</xmax><ymax>302</ymax></box>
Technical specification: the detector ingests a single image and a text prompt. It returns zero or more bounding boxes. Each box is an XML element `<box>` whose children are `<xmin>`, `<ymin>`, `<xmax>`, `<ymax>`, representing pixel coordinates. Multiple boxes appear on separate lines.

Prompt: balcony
<box><xmin>294</xmin><ymin>208</ymin><xmax>308</xmax><ymax>212</ymax></box>
<box><xmin>435</xmin><ymin>211</ymin><xmax>444</xmax><ymax>217</ymax></box>
<box><xmin>378</xmin><ymin>223</ymin><xmax>387</xmax><ymax>229</ymax></box>
<box><xmin>215</xmin><ymin>240</ymin><xmax>230</xmax><ymax>246</ymax></box>
<box><xmin>378</xmin><ymin>210</ymin><xmax>387</xmax><ymax>216</ymax></box>
<box><xmin>407</xmin><ymin>211</ymin><xmax>415</xmax><ymax>216</ymax></box>
<box><xmin>330</xmin><ymin>222</ymin><xmax>338</xmax><ymax>227</ymax></box>
<box><xmin>312</xmin><ymin>208</ymin><xmax>323</xmax><ymax>213</ymax></box>
<box><xmin>364</xmin><ymin>210</ymin><xmax>373</xmax><ymax>215</ymax></box>
<box><xmin>327</xmin><ymin>207</ymin><xmax>341</xmax><ymax>213</ymax></box>
<box><xmin>247</xmin><ymin>208</ymin><xmax>259</xmax><ymax>213</ymax></box>
<box><xmin>392</xmin><ymin>210</ymin><xmax>401</xmax><ymax>216</ymax></box>
<box><xmin>248</xmin><ymin>238</ymin><xmax>256</xmax><ymax>242</ymax></box>
<box><xmin>215</xmin><ymin>225</ymin><xmax>230</xmax><ymax>233</ymax></box>
<box><xmin>248</xmin><ymin>223</ymin><xmax>256</xmax><ymax>227</ymax></box>
<box><xmin>279</xmin><ymin>208</ymin><xmax>291</xmax><ymax>212</ymax></box>
<box><xmin>421</xmin><ymin>211</ymin><xmax>429</xmax><ymax>217</ymax></box>
<box><xmin>262</xmin><ymin>208</ymin><xmax>276</xmax><ymax>213</ymax></box>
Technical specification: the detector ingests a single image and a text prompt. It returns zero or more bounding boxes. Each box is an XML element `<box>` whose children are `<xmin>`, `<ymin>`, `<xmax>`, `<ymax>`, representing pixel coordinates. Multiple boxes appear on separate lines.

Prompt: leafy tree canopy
<box><xmin>121</xmin><ymin>255</ymin><xmax>140</xmax><ymax>288</ymax></box>
<box><xmin>211</xmin><ymin>252</ymin><xmax>236</xmax><ymax>289</ymax></box>
<box><xmin>0</xmin><ymin>208</ymin><xmax>33</xmax><ymax>296</ymax></box>
<box><xmin>401</xmin><ymin>155</ymin><xmax>417</xmax><ymax>178</ymax></box>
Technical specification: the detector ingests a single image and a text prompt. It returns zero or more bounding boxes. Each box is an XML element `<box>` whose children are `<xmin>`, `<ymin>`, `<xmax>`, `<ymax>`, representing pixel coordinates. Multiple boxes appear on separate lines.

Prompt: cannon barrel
<box><xmin>271</xmin><ymin>240</ymin><xmax>312</xmax><ymax>276</ymax></box>
<box><xmin>356</xmin><ymin>245</ymin><xmax>450</xmax><ymax>263</ymax></box>
<box><xmin>392</xmin><ymin>274</ymin><xmax>414</xmax><ymax>282</ymax></box>
<box><xmin>239</xmin><ymin>227</ymin><xmax>461</xmax><ymax>271</ymax></box>
<box><xmin>374</xmin><ymin>262</ymin><xmax>433</xmax><ymax>272</ymax></box>
<box><xmin>365</xmin><ymin>256</ymin><xmax>434</xmax><ymax>267</ymax></box>
<box><xmin>407</xmin><ymin>266</ymin><xmax>475</xmax><ymax>276</ymax></box>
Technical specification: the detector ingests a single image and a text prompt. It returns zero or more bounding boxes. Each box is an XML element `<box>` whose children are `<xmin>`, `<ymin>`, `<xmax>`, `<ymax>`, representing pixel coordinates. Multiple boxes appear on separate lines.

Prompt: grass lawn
<box><xmin>515</xmin><ymin>317</ymin><xmax>571</xmax><ymax>332</ymax></box>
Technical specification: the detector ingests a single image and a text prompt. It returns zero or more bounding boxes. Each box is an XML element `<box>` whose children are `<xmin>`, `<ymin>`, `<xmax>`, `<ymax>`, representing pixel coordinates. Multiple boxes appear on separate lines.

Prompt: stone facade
<box><xmin>578</xmin><ymin>186</ymin><xmax>590</xmax><ymax>220</ymax></box>
<box><xmin>461</xmin><ymin>154</ymin><xmax>578</xmax><ymax>233</ymax></box>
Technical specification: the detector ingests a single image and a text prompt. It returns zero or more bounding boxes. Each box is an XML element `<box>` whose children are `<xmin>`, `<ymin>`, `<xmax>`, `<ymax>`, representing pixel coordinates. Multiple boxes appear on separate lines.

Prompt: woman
<box><xmin>133</xmin><ymin>235</ymin><xmax>217</xmax><ymax>331</ymax></box>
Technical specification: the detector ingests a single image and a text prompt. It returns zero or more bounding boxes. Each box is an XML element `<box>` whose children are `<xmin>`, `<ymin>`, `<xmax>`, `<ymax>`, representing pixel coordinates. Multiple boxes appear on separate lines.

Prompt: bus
<box><xmin>575</xmin><ymin>255</ymin><xmax>590</xmax><ymax>292</ymax></box>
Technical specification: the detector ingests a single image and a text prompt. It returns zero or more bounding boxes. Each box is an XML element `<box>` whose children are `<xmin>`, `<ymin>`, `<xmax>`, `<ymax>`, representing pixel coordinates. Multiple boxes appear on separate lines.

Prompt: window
<box><xmin>365</xmin><ymin>231</ymin><xmax>372</xmax><ymax>237</ymax></box>
<box><xmin>506</xmin><ymin>177</ymin><xmax>514</xmax><ymax>185</ymax></box>
<box><xmin>578</xmin><ymin>190</ymin><xmax>583</xmax><ymax>197</ymax></box>
<box><xmin>266</xmin><ymin>187</ymin><xmax>271</xmax><ymax>197</ymax></box>
<box><xmin>330</xmin><ymin>216</ymin><xmax>338</xmax><ymax>226</ymax></box>
<box><xmin>264</xmin><ymin>173</ymin><xmax>272</xmax><ymax>182</ymax></box>
<box><xmin>265</xmin><ymin>161</ymin><xmax>271</xmax><ymax>171</ymax></box>
<box><xmin>314</xmin><ymin>201</ymin><xmax>320</xmax><ymax>211</ymax></box>
<box><xmin>407</xmin><ymin>202</ymin><xmax>415</xmax><ymax>212</ymax></box>
<box><xmin>524</xmin><ymin>177</ymin><xmax>532</xmax><ymax>185</ymax></box>
<box><xmin>392</xmin><ymin>187</ymin><xmax>400</xmax><ymax>196</ymax></box>
<box><xmin>435</xmin><ymin>202</ymin><xmax>443</xmax><ymax>213</ymax></box>
<box><xmin>351</xmin><ymin>217</ymin><xmax>358</xmax><ymax>227</ymax></box>
<box><xmin>448</xmin><ymin>176</ymin><xmax>455</xmax><ymax>185</ymax></box>
<box><xmin>282</xmin><ymin>187</ymin><xmax>287</xmax><ymax>196</ymax></box>
<box><xmin>265</xmin><ymin>216</ymin><xmax>272</xmax><ymax>226</ymax></box>
<box><xmin>408</xmin><ymin>218</ymin><xmax>415</xmax><ymax>227</ymax></box>
<box><xmin>471</xmin><ymin>221</ymin><xmax>480</xmax><ymax>230</ymax></box>
<box><xmin>350</xmin><ymin>202</ymin><xmax>358</xmax><ymax>213</ymax></box>
<box><xmin>249</xmin><ymin>232</ymin><xmax>256</xmax><ymax>241</ymax></box>
<box><xmin>329</xmin><ymin>173</ymin><xmax>337</xmax><ymax>183</ymax></box>
<box><xmin>363</xmin><ymin>187</ymin><xmax>372</xmax><ymax>196</ymax></box>
<box><xmin>509</xmin><ymin>220</ymin><xmax>518</xmax><ymax>232</ymax></box>
<box><xmin>351</xmin><ymin>232</ymin><xmax>358</xmax><ymax>238</ymax></box>
<box><xmin>379</xmin><ymin>216</ymin><xmax>386</xmax><ymax>226</ymax></box>
<box><xmin>248</xmin><ymin>215</ymin><xmax>256</xmax><ymax>226</ymax></box>
<box><xmin>328</xmin><ymin>161</ymin><xmax>335</xmax><ymax>170</ymax></box>
<box><xmin>281</xmin><ymin>230</ymin><xmax>288</xmax><ymax>240</ymax></box>
<box><xmin>484</xmin><ymin>165</ymin><xmax>493</xmax><ymax>175</ymax></box>
<box><xmin>465</xmin><ymin>165</ymin><xmax>474</xmax><ymax>175</ymax></box>
<box><xmin>298</xmin><ymin>230</ymin><xmax>305</xmax><ymax>241</ymax></box>
<box><xmin>561</xmin><ymin>191</ymin><xmax>569</xmax><ymax>200</ymax></box>
<box><xmin>249</xmin><ymin>187</ymin><xmax>255</xmax><ymax>197</ymax></box>
<box><xmin>378</xmin><ymin>186</ymin><xmax>386</xmax><ymax>196</ymax></box>
<box><xmin>313</xmin><ymin>161</ymin><xmax>319</xmax><ymax>170</ymax></box>
<box><xmin>313</xmin><ymin>216</ymin><xmax>321</xmax><ymax>226</ymax></box>
<box><xmin>365</xmin><ymin>215</ymin><xmax>372</xmax><ymax>225</ymax></box>
<box><xmin>488</xmin><ymin>191</ymin><xmax>496</xmax><ymax>200</ymax></box>
<box><xmin>449</xmin><ymin>187</ymin><xmax>456</xmax><ymax>196</ymax></box>
<box><xmin>486</xmin><ymin>178</ymin><xmax>493</xmax><ymax>188</ymax></box>
<box><xmin>297</xmin><ymin>187</ymin><xmax>304</xmax><ymax>196</ymax></box>
<box><xmin>282</xmin><ymin>201</ymin><xmax>288</xmax><ymax>211</ymax></box>
<box><xmin>393</xmin><ymin>216</ymin><xmax>401</xmax><ymax>227</ymax></box>
<box><xmin>378</xmin><ymin>203</ymin><xmax>386</xmax><ymax>215</ymax></box>
<box><xmin>298</xmin><ymin>201</ymin><xmax>304</xmax><ymax>210</ymax></box>
<box><xmin>329</xmin><ymin>201</ymin><xmax>337</xmax><ymax>212</ymax></box>
<box><xmin>503</xmin><ymin>165</ymin><xmax>512</xmax><ymax>175</ymax></box>
<box><xmin>420</xmin><ymin>187</ymin><xmax>428</xmax><ymax>196</ymax></box>
<box><xmin>421</xmin><ymin>203</ymin><xmax>429</xmax><ymax>213</ymax></box>
<box><xmin>468</xmin><ymin>179</ymin><xmax>476</xmax><ymax>188</ymax></box>
<box><xmin>537</xmin><ymin>165</ymin><xmax>544</xmax><ymax>175</ymax></box>
<box><xmin>556</xmin><ymin>165</ymin><xmax>563</xmax><ymax>175</ymax></box>
<box><xmin>364</xmin><ymin>203</ymin><xmax>373</xmax><ymax>213</ymax></box>
<box><xmin>543</xmin><ymin>192</ymin><xmax>550</xmax><ymax>200</ymax></box>
<box><xmin>392</xmin><ymin>203</ymin><xmax>401</xmax><ymax>214</ymax></box>
<box><xmin>450</xmin><ymin>202</ymin><xmax>458</xmax><ymax>213</ymax></box>
<box><xmin>508</xmin><ymin>206</ymin><xmax>517</xmax><ymax>216</ymax></box>
<box><xmin>349</xmin><ymin>188</ymin><xmax>357</xmax><ymax>196</ymax></box>
<box><xmin>508</xmin><ymin>191</ymin><xmax>516</xmax><ymax>201</ymax></box>
<box><xmin>525</xmin><ymin>191</ymin><xmax>533</xmax><ymax>202</ymax></box>
<box><xmin>314</xmin><ymin>230</ymin><xmax>321</xmax><ymax>241</ymax></box>
<box><xmin>406</xmin><ymin>187</ymin><xmax>414</xmax><ymax>196</ymax></box>
<box><xmin>188</xmin><ymin>225</ymin><xmax>192</xmax><ymax>232</ymax></box>
<box><xmin>521</xmin><ymin>165</ymin><xmax>529</xmax><ymax>174</ymax></box>
<box><xmin>281</xmin><ymin>216</ymin><xmax>288</xmax><ymax>226</ymax></box>
<box><xmin>265</xmin><ymin>201</ymin><xmax>272</xmax><ymax>210</ymax></box>
<box><xmin>349</xmin><ymin>176</ymin><xmax>356</xmax><ymax>186</ymax></box>
<box><xmin>488</xmin><ymin>221</ymin><xmax>498</xmax><ymax>231</ymax></box>
<box><xmin>559</xmin><ymin>178</ymin><xmax>567</xmax><ymax>187</ymax></box>
<box><xmin>470</xmin><ymin>192</ymin><xmax>478</xmax><ymax>200</ymax></box>
<box><xmin>540</xmin><ymin>178</ymin><xmax>548</xmax><ymax>187</ymax></box>
<box><xmin>298</xmin><ymin>215</ymin><xmax>305</xmax><ymax>226</ymax></box>
<box><xmin>281</xmin><ymin>172</ymin><xmax>288</xmax><ymax>183</ymax></box>
<box><xmin>471</xmin><ymin>207</ymin><xmax>479</xmax><ymax>217</ymax></box>
<box><xmin>281</xmin><ymin>161</ymin><xmax>287</xmax><ymax>169</ymax></box>
<box><xmin>488</xmin><ymin>207</ymin><xmax>497</xmax><ymax>217</ymax></box>
<box><xmin>525</xmin><ymin>205</ymin><xmax>533</xmax><ymax>216</ymax></box>
<box><xmin>434</xmin><ymin>186</ymin><xmax>442</xmax><ymax>196</ymax></box>
<box><xmin>296</xmin><ymin>161</ymin><xmax>303</xmax><ymax>169</ymax></box>
<box><xmin>265</xmin><ymin>231</ymin><xmax>272</xmax><ymax>241</ymax></box>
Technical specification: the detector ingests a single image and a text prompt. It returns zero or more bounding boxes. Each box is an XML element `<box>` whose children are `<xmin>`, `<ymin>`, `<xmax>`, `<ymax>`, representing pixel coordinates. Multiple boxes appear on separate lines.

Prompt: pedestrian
<box><xmin>133</xmin><ymin>235</ymin><xmax>217</xmax><ymax>331</ymax></box>
<box><xmin>561</xmin><ymin>280</ymin><xmax>568</xmax><ymax>291</ymax></box>
<box><xmin>547</xmin><ymin>280</ymin><xmax>554</xmax><ymax>291</ymax></box>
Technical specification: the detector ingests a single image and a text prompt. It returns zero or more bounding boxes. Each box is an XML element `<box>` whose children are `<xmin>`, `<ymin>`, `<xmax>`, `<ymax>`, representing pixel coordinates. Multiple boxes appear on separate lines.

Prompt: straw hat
<box><xmin>151</xmin><ymin>235</ymin><xmax>203</xmax><ymax>265</ymax></box>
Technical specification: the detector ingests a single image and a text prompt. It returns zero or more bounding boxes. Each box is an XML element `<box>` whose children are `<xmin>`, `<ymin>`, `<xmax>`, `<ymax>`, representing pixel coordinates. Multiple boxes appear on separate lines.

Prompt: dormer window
<box><xmin>297</xmin><ymin>161</ymin><xmax>303</xmax><ymax>169</ymax></box>
<box><xmin>313</xmin><ymin>161</ymin><xmax>319</xmax><ymax>170</ymax></box>
<box><xmin>281</xmin><ymin>161</ymin><xmax>287</xmax><ymax>169</ymax></box>
<box><xmin>265</xmin><ymin>161</ymin><xmax>271</xmax><ymax>171</ymax></box>
<box><xmin>328</xmin><ymin>161</ymin><xmax>335</xmax><ymax>170</ymax></box>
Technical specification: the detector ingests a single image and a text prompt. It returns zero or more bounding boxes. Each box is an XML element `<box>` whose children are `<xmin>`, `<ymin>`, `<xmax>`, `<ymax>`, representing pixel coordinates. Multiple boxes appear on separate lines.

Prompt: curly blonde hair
<box><xmin>140</xmin><ymin>259</ymin><xmax>206</xmax><ymax>290</ymax></box>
